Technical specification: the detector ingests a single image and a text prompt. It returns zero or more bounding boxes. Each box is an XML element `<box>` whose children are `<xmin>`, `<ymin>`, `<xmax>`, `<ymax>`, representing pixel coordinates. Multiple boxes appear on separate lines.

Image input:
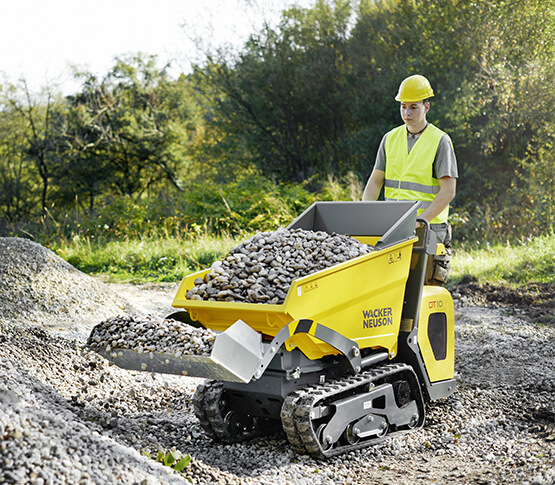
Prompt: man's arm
<box><xmin>419</xmin><ymin>176</ymin><xmax>456</xmax><ymax>223</ymax></box>
<box><xmin>362</xmin><ymin>169</ymin><xmax>385</xmax><ymax>201</ymax></box>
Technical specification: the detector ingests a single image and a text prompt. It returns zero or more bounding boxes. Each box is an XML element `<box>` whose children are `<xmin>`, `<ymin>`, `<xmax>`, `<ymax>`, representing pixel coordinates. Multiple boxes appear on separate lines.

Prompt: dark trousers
<box><xmin>426</xmin><ymin>222</ymin><xmax>452</xmax><ymax>286</ymax></box>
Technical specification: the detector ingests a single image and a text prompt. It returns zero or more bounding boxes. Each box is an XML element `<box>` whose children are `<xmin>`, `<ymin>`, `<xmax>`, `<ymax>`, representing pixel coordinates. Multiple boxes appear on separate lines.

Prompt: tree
<box><xmin>193</xmin><ymin>0</ymin><xmax>553</xmax><ymax>239</ymax></box>
<box><xmin>52</xmin><ymin>80</ymin><xmax>112</xmax><ymax>213</ymax></box>
<box><xmin>62</xmin><ymin>54</ymin><xmax>200</xmax><ymax>206</ymax></box>
<box><xmin>0</xmin><ymin>90</ymin><xmax>38</xmax><ymax>221</ymax></box>
<box><xmin>2</xmin><ymin>80</ymin><xmax>66</xmax><ymax>214</ymax></box>
<box><xmin>195</xmin><ymin>0</ymin><xmax>355</xmax><ymax>183</ymax></box>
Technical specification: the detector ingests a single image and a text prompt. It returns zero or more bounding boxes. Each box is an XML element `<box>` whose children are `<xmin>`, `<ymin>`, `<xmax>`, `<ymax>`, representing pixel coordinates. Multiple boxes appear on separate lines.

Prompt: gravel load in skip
<box><xmin>1</xmin><ymin>236</ymin><xmax>554</xmax><ymax>485</ymax></box>
<box><xmin>88</xmin><ymin>315</ymin><xmax>216</xmax><ymax>357</ymax></box>
<box><xmin>186</xmin><ymin>228</ymin><xmax>374</xmax><ymax>304</ymax></box>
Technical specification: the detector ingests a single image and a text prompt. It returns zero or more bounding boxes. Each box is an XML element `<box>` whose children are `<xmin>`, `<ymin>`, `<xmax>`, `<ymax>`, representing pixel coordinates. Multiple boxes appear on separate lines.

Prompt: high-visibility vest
<box><xmin>384</xmin><ymin>123</ymin><xmax>450</xmax><ymax>224</ymax></box>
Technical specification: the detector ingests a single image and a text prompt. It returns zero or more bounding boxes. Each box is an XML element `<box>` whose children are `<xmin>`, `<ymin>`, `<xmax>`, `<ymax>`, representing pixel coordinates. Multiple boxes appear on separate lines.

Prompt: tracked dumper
<box><xmin>90</xmin><ymin>201</ymin><xmax>456</xmax><ymax>459</ymax></box>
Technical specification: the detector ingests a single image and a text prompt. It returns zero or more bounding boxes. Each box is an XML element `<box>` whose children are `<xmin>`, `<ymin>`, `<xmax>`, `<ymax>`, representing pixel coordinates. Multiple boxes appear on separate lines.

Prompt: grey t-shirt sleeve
<box><xmin>373</xmin><ymin>134</ymin><xmax>387</xmax><ymax>171</ymax></box>
<box><xmin>373</xmin><ymin>132</ymin><xmax>458</xmax><ymax>179</ymax></box>
<box><xmin>435</xmin><ymin>134</ymin><xmax>458</xmax><ymax>179</ymax></box>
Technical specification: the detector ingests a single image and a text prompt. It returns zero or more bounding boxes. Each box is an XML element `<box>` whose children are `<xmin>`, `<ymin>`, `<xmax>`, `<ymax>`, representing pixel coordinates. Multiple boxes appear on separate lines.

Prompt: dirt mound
<box><xmin>0</xmin><ymin>237</ymin><xmax>129</xmax><ymax>332</ymax></box>
<box><xmin>451</xmin><ymin>275</ymin><xmax>555</xmax><ymax>325</ymax></box>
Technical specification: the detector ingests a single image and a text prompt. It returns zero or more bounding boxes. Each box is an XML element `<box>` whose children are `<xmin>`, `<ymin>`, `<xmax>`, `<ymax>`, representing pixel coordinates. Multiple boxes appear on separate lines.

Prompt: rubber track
<box><xmin>283</xmin><ymin>362</ymin><xmax>425</xmax><ymax>459</ymax></box>
<box><xmin>195</xmin><ymin>363</ymin><xmax>424</xmax><ymax>457</ymax></box>
<box><xmin>281</xmin><ymin>389</ymin><xmax>313</xmax><ymax>454</ymax></box>
<box><xmin>192</xmin><ymin>379</ymin><xmax>219</xmax><ymax>440</ymax></box>
<box><xmin>202</xmin><ymin>380</ymin><xmax>230</xmax><ymax>440</ymax></box>
<box><xmin>196</xmin><ymin>380</ymin><xmax>278</xmax><ymax>443</ymax></box>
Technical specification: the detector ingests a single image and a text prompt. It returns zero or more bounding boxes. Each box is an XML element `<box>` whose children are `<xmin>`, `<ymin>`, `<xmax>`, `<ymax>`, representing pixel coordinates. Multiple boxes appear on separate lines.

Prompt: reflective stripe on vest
<box><xmin>384</xmin><ymin>123</ymin><xmax>449</xmax><ymax>224</ymax></box>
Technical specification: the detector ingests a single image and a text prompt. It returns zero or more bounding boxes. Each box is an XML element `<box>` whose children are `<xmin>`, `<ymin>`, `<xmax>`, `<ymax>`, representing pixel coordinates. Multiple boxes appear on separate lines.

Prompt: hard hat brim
<box><xmin>395</xmin><ymin>93</ymin><xmax>434</xmax><ymax>103</ymax></box>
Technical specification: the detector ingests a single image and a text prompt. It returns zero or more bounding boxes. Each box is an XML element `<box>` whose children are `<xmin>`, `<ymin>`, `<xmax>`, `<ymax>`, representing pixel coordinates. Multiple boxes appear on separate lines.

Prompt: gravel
<box><xmin>88</xmin><ymin>315</ymin><xmax>216</xmax><ymax>357</ymax></box>
<box><xmin>186</xmin><ymin>228</ymin><xmax>373</xmax><ymax>304</ymax></box>
<box><xmin>1</xmin><ymin>237</ymin><xmax>554</xmax><ymax>484</ymax></box>
<box><xmin>0</xmin><ymin>237</ymin><xmax>139</xmax><ymax>341</ymax></box>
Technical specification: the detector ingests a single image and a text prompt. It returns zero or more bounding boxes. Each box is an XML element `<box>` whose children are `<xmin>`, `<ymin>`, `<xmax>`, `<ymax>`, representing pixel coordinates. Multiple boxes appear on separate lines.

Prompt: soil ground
<box><xmin>450</xmin><ymin>275</ymin><xmax>555</xmax><ymax>326</ymax></box>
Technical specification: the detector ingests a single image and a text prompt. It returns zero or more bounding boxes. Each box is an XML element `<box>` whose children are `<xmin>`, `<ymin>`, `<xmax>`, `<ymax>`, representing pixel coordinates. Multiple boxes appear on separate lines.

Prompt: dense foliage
<box><xmin>1</xmin><ymin>0</ymin><xmax>553</xmax><ymax>245</ymax></box>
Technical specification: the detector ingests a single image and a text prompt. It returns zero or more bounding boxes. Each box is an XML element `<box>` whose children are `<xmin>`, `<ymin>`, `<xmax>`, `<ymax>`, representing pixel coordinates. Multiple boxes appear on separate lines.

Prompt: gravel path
<box><xmin>1</xmin><ymin>237</ymin><xmax>554</xmax><ymax>484</ymax></box>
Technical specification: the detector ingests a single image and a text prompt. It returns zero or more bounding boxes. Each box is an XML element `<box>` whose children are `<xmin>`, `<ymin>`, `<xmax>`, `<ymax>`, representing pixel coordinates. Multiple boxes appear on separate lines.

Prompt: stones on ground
<box><xmin>1</xmin><ymin>276</ymin><xmax>554</xmax><ymax>483</ymax></box>
<box><xmin>186</xmin><ymin>228</ymin><xmax>373</xmax><ymax>304</ymax></box>
<box><xmin>1</xmin><ymin>233</ymin><xmax>554</xmax><ymax>484</ymax></box>
<box><xmin>87</xmin><ymin>315</ymin><xmax>216</xmax><ymax>357</ymax></box>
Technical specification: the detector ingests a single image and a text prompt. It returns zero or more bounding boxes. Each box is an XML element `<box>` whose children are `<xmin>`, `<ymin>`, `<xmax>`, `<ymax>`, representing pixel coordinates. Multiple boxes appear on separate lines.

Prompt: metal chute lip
<box><xmin>94</xmin><ymin>346</ymin><xmax>248</xmax><ymax>383</ymax></box>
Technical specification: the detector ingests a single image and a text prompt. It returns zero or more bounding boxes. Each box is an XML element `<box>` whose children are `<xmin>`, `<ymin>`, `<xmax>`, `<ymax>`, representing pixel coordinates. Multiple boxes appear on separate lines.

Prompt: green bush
<box><xmin>179</xmin><ymin>172</ymin><xmax>316</xmax><ymax>235</ymax></box>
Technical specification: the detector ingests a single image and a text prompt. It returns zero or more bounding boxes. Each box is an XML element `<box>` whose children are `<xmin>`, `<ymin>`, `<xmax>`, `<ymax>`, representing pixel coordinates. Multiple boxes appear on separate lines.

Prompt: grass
<box><xmin>52</xmin><ymin>233</ymin><xmax>241</xmax><ymax>283</ymax></box>
<box><xmin>450</xmin><ymin>233</ymin><xmax>555</xmax><ymax>287</ymax></box>
<box><xmin>49</xmin><ymin>231</ymin><xmax>555</xmax><ymax>288</ymax></box>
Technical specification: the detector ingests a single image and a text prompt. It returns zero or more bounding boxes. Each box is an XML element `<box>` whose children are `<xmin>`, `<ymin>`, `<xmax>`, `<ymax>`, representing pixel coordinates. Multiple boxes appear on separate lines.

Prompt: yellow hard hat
<box><xmin>395</xmin><ymin>75</ymin><xmax>434</xmax><ymax>102</ymax></box>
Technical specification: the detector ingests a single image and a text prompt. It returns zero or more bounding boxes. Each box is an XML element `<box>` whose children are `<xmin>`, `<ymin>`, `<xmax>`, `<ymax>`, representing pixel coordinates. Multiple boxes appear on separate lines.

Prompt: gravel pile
<box><xmin>0</xmin><ymin>323</ymin><xmax>193</xmax><ymax>485</ymax></box>
<box><xmin>88</xmin><ymin>315</ymin><xmax>216</xmax><ymax>357</ymax></box>
<box><xmin>0</xmin><ymin>237</ymin><xmax>130</xmax><ymax>338</ymax></box>
<box><xmin>186</xmin><ymin>229</ymin><xmax>373</xmax><ymax>304</ymax></box>
<box><xmin>1</xmin><ymin>237</ymin><xmax>554</xmax><ymax>484</ymax></box>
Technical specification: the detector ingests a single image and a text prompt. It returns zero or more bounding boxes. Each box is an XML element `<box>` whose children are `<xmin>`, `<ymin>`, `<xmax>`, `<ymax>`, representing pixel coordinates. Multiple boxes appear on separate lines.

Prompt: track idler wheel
<box><xmin>342</xmin><ymin>423</ymin><xmax>361</xmax><ymax>445</ymax></box>
<box><xmin>224</xmin><ymin>410</ymin><xmax>257</xmax><ymax>436</ymax></box>
<box><xmin>317</xmin><ymin>424</ymin><xmax>334</xmax><ymax>452</ymax></box>
<box><xmin>407</xmin><ymin>411</ymin><xmax>420</xmax><ymax>429</ymax></box>
<box><xmin>376</xmin><ymin>420</ymin><xmax>389</xmax><ymax>437</ymax></box>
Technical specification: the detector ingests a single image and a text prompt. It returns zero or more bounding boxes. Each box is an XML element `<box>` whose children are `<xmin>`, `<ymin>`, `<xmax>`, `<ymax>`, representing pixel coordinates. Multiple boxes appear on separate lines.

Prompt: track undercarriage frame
<box><xmin>193</xmin><ymin>355</ymin><xmax>426</xmax><ymax>459</ymax></box>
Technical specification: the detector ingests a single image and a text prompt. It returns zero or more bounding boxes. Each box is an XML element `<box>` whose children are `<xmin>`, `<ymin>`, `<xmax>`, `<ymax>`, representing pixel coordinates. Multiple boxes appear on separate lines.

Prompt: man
<box><xmin>362</xmin><ymin>74</ymin><xmax>458</xmax><ymax>285</ymax></box>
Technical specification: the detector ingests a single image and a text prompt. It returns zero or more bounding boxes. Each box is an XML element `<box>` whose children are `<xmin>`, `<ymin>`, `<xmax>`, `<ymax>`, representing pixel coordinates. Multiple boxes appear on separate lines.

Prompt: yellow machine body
<box><xmin>91</xmin><ymin>201</ymin><xmax>457</xmax><ymax>458</ymax></box>
<box><xmin>417</xmin><ymin>285</ymin><xmax>455</xmax><ymax>382</ymax></box>
<box><xmin>173</xmin><ymin>236</ymin><xmax>416</xmax><ymax>361</ymax></box>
